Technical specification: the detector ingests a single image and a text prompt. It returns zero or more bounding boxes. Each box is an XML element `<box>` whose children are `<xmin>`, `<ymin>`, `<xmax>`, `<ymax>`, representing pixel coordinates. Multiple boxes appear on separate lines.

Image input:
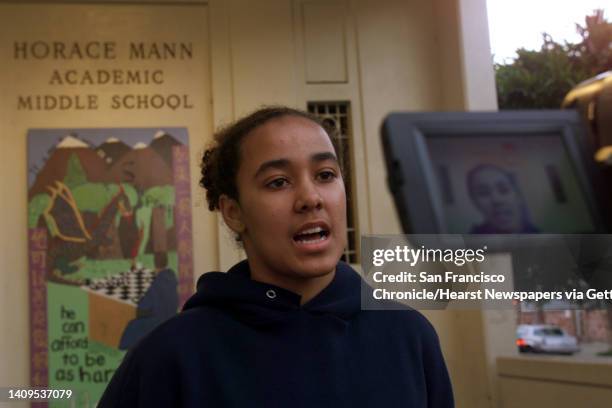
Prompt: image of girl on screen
<box><xmin>467</xmin><ymin>163</ymin><xmax>540</xmax><ymax>234</ymax></box>
<box><xmin>98</xmin><ymin>106</ymin><xmax>454</xmax><ymax>407</ymax></box>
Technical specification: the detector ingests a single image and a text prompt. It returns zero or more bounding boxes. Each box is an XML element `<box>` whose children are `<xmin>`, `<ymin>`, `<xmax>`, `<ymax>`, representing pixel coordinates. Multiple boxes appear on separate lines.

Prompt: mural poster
<box><xmin>27</xmin><ymin>128</ymin><xmax>194</xmax><ymax>407</ymax></box>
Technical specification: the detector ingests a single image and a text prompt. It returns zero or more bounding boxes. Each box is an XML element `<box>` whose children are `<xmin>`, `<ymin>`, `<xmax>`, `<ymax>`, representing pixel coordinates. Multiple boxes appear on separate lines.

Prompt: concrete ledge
<box><xmin>497</xmin><ymin>356</ymin><xmax>612</xmax><ymax>388</ymax></box>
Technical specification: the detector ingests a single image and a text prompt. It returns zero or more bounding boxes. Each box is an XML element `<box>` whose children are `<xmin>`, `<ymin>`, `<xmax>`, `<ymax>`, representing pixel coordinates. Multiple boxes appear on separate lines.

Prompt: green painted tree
<box><xmin>496</xmin><ymin>10</ymin><xmax>612</xmax><ymax>109</ymax></box>
<box><xmin>63</xmin><ymin>153</ymin><xmax>87</xmax><ymax>189</ymax></box>
<box><xmin>28</xmin><ymin>193</ymin><xmax>50</xmax><ymax>228</ymax></box>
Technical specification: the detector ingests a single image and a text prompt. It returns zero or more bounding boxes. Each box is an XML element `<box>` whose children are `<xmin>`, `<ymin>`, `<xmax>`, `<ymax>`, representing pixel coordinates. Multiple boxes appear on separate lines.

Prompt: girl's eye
<box><xmin>267</xmin><ymin>178</ymin><xmax>289</xmax><ymax>189</ymax></box>
<box><xmin>318</xmin><ymin>170</ymin><xmax>337</xmax><ymax>182</ymax></box>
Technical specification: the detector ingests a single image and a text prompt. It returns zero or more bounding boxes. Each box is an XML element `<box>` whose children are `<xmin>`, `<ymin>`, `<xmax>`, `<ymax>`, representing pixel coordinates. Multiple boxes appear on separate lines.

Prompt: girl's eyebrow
<box><xmin>311</xmin><ymin>151</ymin><xmax>338</xmax><ymax>164</ymax></box>
<box><xmin>254</xmin><ymin>158</ymin><xmax>290</xmax><ymax>179</ymax></box>
<box><xmin>254</xmin><ymin>151</ymin><xmax>338</xmax><ymax>179</ymax></box>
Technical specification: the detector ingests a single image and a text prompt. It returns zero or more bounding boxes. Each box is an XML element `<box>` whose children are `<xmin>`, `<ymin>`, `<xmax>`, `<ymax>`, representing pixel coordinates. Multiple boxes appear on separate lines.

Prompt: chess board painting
<box><xmin>83</xmin><ymin>267</ymin><xmax>156</xmax><ymax>347</ymax></box>
<box><xmin>27</xmin><ymin>128</ymin><xmax>194</xmax><ymax>407</ymax></box>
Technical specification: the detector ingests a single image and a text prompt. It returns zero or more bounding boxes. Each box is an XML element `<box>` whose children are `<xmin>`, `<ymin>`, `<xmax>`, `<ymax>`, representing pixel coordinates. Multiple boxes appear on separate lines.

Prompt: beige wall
<box><xmin>0</xmin><ymin>0</ymin><xmax>214</xmax><ymax>391</ymax></box>
<box><xmin>0</xmin><ymin>0</ymin><xmax>506</xmax><ymax>407</ymax></box>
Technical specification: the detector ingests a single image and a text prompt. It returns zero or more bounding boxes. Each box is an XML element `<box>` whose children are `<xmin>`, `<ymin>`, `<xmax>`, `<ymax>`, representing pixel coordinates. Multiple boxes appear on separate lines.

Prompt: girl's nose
<box><xmin>294</xmin><ymin>180</ymin><xmax>323</xmax><ymax>212</ymax></box>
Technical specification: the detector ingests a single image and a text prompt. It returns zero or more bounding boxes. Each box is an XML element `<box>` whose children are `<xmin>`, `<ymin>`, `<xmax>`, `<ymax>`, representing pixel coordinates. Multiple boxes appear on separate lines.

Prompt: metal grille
<box><xmin>308</xmin><ymin>101</ymin><xmax>358</xmax><ymax>264</ymax></box>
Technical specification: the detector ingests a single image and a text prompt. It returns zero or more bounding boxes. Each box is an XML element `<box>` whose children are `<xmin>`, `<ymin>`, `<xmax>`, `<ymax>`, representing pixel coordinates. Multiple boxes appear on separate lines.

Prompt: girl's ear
<box><xmin>219</xmin><ymin>194</ymin><xmax>245</xmax><ymax>234</ymax></box>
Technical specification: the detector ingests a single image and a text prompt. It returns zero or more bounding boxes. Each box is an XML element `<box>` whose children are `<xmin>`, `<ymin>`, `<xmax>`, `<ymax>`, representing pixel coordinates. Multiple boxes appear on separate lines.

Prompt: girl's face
<box><xmin>470</xmin><ymin>168</ymin><xmax>521</xmax><ymax>232</ymax></box>
<box><xmin>222</xmin><ymin>115</ymin><xmax>347</xmax><ymax>283</ymax></box>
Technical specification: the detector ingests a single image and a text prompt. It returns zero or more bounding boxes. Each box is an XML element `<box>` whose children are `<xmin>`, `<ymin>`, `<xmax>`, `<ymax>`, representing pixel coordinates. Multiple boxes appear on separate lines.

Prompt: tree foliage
<box><xmin>496</xmin><ymin>10</ymin><xmax>612</xmax><ymax>109</ymax></box>
<box><xmin>574</xmin><ymin>10</ymin><xmax>612</xmax><ymax>76</ymax></box>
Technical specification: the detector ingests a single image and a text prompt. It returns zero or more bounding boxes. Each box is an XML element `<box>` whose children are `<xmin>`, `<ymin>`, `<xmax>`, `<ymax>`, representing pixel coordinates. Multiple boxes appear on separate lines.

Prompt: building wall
<box><xmin>1</xmin><ymin>0</ymin><xmax>500</xmax><ymax>407</ymax></box>
<box><xmin>0</xmin><ymin>0</ymin><xmax>215</xmax><ymax>395</ymax></box>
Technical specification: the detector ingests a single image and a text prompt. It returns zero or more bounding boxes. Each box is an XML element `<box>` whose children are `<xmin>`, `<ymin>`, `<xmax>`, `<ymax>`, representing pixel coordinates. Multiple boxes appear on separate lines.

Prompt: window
<box><xmin>308</xmin><ymin>101</ymin><xmax>358</xmax><ymax>263</ymax></box>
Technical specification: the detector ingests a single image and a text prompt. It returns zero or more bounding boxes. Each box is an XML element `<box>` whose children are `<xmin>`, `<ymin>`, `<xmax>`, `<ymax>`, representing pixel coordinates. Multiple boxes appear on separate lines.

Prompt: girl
<box><xmin>467</xmin><ymin>164</ymin><xmax>539</xmax><ymax>234</ymax></box>
<box><xmin>99</xmin><ymin>106</ymin><xmax>454</xmax><ymax>407</ymax></box>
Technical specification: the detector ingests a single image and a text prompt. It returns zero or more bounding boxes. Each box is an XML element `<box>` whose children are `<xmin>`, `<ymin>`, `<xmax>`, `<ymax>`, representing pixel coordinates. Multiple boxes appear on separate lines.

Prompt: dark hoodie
<box><xmin>98</xmin><ymin>260</ymin><xmax>454</xmax><ymax>407</ymax></box>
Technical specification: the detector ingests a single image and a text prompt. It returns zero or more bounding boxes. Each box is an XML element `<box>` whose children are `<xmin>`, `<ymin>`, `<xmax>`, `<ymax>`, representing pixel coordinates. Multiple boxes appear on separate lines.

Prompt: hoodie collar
<box><xmin>182</xmin><ymin>260</ymin><xmax>363</xmax><ymax>326</ymax></box>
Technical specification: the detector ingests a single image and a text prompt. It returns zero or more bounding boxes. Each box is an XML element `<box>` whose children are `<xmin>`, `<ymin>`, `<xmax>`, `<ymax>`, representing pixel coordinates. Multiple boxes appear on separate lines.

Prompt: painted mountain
<box><xmin>96</xmin><ymin>137</ymin><xmax>131</xmax><ymax>166</ymax></box>
<box><xmin>28</xmin><ymin>135</ymin><xmax>109</xmax><ymax>198</ymax></box>
<box><xmin>108</xmin><ymin>140</ymin><xmax>174</xmax><ymax>191</ymax></box>
<box><xmin>150</xmin><ymin>130</ymin><xmax>182</xmax><ymax>168</ymax></box>
<box><xmin>27</xmin><ymin>128</ymin><xmax>190</xmax><ymax>285</ymax></box>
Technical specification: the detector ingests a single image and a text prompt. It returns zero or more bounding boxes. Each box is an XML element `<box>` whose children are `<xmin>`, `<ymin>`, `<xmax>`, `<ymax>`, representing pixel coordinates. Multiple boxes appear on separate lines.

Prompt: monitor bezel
<box><xmin>381</xmin><ymin>110</ymin><xmax>609</xmax><ymax>242</ymax></box>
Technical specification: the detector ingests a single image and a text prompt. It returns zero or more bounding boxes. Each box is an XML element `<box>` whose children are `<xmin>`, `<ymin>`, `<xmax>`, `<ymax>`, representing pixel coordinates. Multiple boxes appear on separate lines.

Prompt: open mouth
<box><xmin>293</xmin><ymin>226</ymin><xmax>330</xmax><ymax>244</ymax></box>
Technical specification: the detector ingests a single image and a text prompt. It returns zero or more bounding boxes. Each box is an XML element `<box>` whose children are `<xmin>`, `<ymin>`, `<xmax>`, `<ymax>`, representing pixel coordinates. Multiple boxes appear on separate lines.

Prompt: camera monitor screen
<box><xmin>427</xmin><ymin>134</ymin><xmax>594</xmax><ymax>234</ymax></box>
<box><xmin>381</xmin><ymin>111</ymin><xmax>607</xmax><ymax>236</ymax></box>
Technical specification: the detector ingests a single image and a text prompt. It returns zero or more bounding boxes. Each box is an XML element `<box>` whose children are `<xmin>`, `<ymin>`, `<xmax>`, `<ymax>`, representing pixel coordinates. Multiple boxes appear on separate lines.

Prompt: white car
<box><xmin>516</xmin><ymin>324</ymin><xmax>580</xmax><ymax>355</ymax></box>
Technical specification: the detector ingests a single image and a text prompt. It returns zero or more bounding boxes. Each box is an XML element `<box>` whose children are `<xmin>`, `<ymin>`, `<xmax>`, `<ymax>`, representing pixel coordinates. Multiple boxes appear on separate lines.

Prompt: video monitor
<box><xmin>381</xmin><ymin>111</ymin><xmax>608</xmax><ymax>238</ymax></box>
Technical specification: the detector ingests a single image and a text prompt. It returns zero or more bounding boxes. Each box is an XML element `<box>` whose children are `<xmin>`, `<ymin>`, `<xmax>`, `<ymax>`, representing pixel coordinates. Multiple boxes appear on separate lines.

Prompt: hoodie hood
<box><xmin>182</xmin><ymin>260</ymin><xmax>363</xmax><ymax>327</ymax></box>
